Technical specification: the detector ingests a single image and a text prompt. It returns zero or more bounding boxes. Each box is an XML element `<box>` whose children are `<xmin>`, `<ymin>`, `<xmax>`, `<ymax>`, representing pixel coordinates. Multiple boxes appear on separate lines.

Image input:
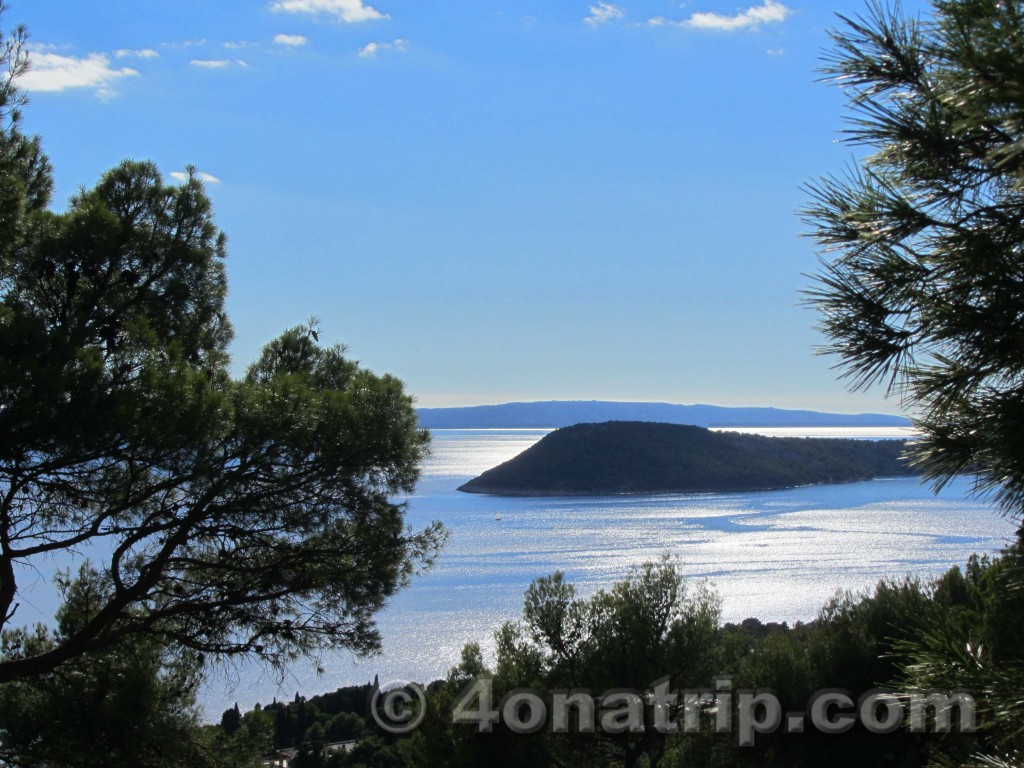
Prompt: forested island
<box><xmin>458</xmin><ymin>421</ymin><xmax>916</xmax><ymax>496</ymax></box>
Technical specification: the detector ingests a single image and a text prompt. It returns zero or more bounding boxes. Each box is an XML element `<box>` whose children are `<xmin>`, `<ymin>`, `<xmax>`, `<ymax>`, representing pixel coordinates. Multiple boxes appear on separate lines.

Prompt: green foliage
<box><xmin>0</xmin><ymin>13</ymin><xmax>444</xmax><ymax>688</ymax></box>
<box><xmin>220</xmin><ymin>704</ymin><xmax>242</xmax><ymax>737</ymax></box>
<box><xmin>894</xmin><ymin>539</ymin><xmax>1024</xmax><ymax>765</ymax></box>
<box><xmin>235</xmin><ymin>682</ymin><xmax>377</xmax><ymax>753</ymax></box>
<box><xmin>0</xmin><ymin>567</ymin><xmax>264</xmax><ymax>767</ymax></box>
<box><xmin>460</xmin><ymin>421</ymin><xmax>915</xmax><ymax>495</ymax></box>
<box><xmin>805</xmin><ymin>2</ymin><xmax>1024</xmax><ymax>762</ymax></box>
<box><xmin>217</xmin><ymin>549</ymin><xmax>1024</xmax><ymax>767</ymax></box>
<box><xmin>803</xmin><ymin>0</ymin><xmax>1024</xmax><ymax>518</ymax></box>
<box><xmin>441</xmin><ymin>557</ymin><xmax>722</xmax><ymax>768</ymax></box>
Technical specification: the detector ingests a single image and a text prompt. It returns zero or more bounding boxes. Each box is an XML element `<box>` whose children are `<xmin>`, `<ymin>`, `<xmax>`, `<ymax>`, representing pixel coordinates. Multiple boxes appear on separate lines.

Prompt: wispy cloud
<box><xmin>270</xmin><ymin>0</ymin><xmax>388</xmax><ymax>23</ymax></box>
<box><xmin>274</xmin><ymin>33</ymin><xmax>308</xmax><ymax>46</ymax></box>
<box><xmin>170</xmin><ymin>170</ymin><xmax>221</xmax><ymax>184</ymax></box>
<box><xmin>161</xmin><ymin>39</ymin><xmax>208</xmax><ymax>49</ymax></box>
<box><xmin>190</xmin><ymin>59</ymin><xmax>232</xmax><ymax>68</ymax></box>
<box><xmin>115</xmin><ymin>48</ymin><xmax>159</xmax><ymax>59</ymax></box>
<box><xmin>650</xmin><ymin>0</ymin><xmax>791</xmax><ymax>31</ymax></box>
<box><xmin>21</xmin><ymin>51</ymin><xmax>138</xmax><ymax>99</ymax></box>
<box><xmin>357</xmin><ymin>38</ymin><xmax>406</xmax><ymax>57</ymax></box>
<box><xmin>584</xmin><ymin>2</ymin><xmax>624</xmax><ymax>26</ymax></box>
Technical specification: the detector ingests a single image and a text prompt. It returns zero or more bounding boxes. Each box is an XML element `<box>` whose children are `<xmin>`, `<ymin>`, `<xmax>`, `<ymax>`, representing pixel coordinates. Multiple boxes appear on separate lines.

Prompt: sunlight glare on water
<box><xmin>417</xmin><ymin>429</ymin><xmax>551</xmax><ymax>479</ymax></box>
<box><xmin>204</xmin><ymin>427</ymin><xmax>1016</xmax><ymax>715</ymax></box>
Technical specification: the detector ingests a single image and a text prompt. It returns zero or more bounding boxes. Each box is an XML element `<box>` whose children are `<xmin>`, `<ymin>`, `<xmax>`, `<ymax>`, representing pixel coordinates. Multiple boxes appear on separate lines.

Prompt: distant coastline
<box><xmin>418</xmin><ymin>400</ymin><xmax>910</xmax><ymax>430</ymax></box>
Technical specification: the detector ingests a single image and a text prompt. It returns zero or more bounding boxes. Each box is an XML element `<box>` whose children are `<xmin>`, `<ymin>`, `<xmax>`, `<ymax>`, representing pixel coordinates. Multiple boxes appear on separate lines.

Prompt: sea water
<box><xmin>203</xmin><ymin>427</ymin><xmax>1017</xmax><ymax>714</ymax></box>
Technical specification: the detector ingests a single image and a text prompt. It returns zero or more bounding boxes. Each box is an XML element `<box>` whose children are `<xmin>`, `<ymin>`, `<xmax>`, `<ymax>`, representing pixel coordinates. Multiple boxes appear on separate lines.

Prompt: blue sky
<box><xmin>13</xmin><ymin>0</ymin><xmax>931</xmax><ymax>413</ymax></box>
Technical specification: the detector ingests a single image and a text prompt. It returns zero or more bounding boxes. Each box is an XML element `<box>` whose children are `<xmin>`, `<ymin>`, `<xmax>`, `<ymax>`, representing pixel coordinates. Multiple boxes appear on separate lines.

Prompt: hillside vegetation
<box><xmin>458</xmin><ymin>421</ymin><xmax>915</xmax><ymax>496</ymax></box>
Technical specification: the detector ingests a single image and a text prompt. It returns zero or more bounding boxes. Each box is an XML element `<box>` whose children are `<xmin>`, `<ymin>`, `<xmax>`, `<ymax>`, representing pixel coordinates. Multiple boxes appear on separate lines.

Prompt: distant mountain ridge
<box><xmin>417</xmin><ymin>400</ymin><xmax>910</xmax><ymax>429</ymax></box>
<box><xmin>458</xmin><ymin>421</ymin><xmax>916</xmax><ymax>496</ymax></box>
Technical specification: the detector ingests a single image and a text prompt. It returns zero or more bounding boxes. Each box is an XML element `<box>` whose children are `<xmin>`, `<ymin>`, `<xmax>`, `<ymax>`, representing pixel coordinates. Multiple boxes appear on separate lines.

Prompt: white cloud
<box><xmin>767</xmin><ymin>47</ymin><xmax>784</xmax><ymax>55</ymax></box>
<box><xmin>190</xmin><ymin>59</ymin><xmax>231</xmax><ymax>68</ymax></box>
<box><xmin>357</xmin><ymin>37</ymin><xmax>406</xmax><ymax>57</ymax></box>
<box><xmin>21</xmin><ymin>51</ymin><xmax>138</xmax><ymax>98</ymax></box>
<box><xmin>274</xmin><ymin>33</ymin><xmax>308</xmax><ymax>46</ymax></box>
<box><xmin>161</xmin><ymin>39</ymin><xmax>208</xmax><ymax>49</ymax></box>
<box><xmin>584</xmin><ymin>2</ymin><xmax>624</xmax><ymax>26</ymax></box>
<box><xmin>115</xmin><ymin>48</ymin><xmax>159</xmax><ymax>59</ymax></box>
<box><xmin>682</xmin><ymin>0</ymin><xmax>791</xmax><ymax>31</ymax></box>
<box><xmin>169</xmin><ymin>171</ymin><xmax>221</xmax><ymax>184</ymax></box>
<box><xmin>270</xmin><ymin>0</ymin><xmax>387</xmax><ymax>23</ymax></box>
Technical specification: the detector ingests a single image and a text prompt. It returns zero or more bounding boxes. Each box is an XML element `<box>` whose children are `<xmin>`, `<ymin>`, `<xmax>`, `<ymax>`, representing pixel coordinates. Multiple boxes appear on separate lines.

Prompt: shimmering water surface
<box><xmin>204</xmin><ymin>428</ymin><xmax>1016</xmax><ymax>714</ymax></box>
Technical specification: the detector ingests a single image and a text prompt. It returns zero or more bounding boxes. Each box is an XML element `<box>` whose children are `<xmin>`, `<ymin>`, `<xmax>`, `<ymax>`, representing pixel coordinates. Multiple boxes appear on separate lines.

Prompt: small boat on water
<box><xmin>494</xmin><ymin>513</ymin><xmax>502</xmax><ymax>521</ymax></box>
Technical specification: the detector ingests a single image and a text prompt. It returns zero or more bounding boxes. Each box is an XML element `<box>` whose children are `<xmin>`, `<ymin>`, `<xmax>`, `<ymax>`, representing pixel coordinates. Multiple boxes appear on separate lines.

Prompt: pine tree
<box><xmin>804</xmin><ymin>0</ymin><xmax>1024</xmax><ymax>520</ymax></box>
